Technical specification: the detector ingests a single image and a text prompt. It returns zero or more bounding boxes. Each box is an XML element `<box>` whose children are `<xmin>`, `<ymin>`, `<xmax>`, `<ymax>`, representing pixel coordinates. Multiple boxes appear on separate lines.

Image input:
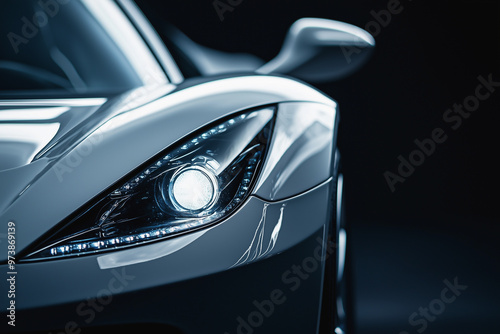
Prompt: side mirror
<box><xmin>257</xmin><ymin>18</ymin><xmax>375</xmax><ymax>83</ymax></box>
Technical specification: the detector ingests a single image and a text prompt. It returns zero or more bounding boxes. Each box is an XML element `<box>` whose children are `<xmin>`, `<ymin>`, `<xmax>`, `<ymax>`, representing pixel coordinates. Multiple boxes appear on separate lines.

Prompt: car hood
<box><xmin>0</xmin><ymin>100</ymin><xmax>107</xmax><ymax>172</ymax></box>
<box><xmin>0</xmin><ymin>85</ymin><xmax>173</xmax><ymax>213</ymax></box>
<box><xmin>0</xmin><ymin>99</ymin><xmax>107</xmax><ymax>215</ymax></box>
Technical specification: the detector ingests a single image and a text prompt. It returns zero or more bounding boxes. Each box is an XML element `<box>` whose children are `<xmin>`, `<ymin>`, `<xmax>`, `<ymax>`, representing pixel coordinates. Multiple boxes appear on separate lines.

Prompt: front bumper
<box><xmin>1</xmin><ymin>179</ymin><xmax>334</xmax><ymax>334</ymax></box>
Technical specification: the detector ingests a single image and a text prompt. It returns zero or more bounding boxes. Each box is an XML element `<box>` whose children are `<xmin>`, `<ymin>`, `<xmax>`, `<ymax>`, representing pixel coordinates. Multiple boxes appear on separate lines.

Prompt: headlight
<box><xmin>25</xmin><ymin>108</ymin><xmax>275</xmax><ymax>260</ymax></box>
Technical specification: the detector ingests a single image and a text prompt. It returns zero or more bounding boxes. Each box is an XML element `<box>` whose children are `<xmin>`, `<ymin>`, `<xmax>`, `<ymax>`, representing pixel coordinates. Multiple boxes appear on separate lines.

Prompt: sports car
<box><xmin>0</xmin><ymin>1</ymin><xmax>374</xmax><ymax>333</ymax></box>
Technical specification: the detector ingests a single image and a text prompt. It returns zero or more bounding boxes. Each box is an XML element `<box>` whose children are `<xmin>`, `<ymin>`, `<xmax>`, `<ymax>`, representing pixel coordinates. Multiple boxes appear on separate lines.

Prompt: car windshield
<box><xmin>0</xmin><ymin>0</ymin><xmax>168</xmax><ymax>98</ymax></box>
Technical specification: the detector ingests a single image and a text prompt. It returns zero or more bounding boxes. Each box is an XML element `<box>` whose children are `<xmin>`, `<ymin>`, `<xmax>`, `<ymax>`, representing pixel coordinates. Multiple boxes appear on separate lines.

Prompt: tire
<box><xmin>319</xmin><ymin>169</ymin><xmax>355</xmax><ymax>334</ymax></box>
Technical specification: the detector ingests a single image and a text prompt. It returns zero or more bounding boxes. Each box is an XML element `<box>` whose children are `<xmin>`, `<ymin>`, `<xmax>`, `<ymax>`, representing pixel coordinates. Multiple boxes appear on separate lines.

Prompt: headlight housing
<box><xmin>25</xmin><ymin>107</ymin><xmax>275</xmax><ymax>260</ymax></box>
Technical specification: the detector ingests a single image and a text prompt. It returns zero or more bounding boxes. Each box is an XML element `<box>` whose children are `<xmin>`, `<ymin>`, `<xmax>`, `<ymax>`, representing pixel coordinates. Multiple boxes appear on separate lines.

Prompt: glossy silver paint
<box><xmin>254</xmin><ymin>102</ymin><xmax>337</xmax><ymax>200</ymax></box>
<box><xmin>0</xmin><ymin>75</ymin><xmax>338</xmax><ymax>333</ymax></box>
<box><xmin>0</xmin><ymin>1</ymin><xmax>372</xmax><ymax>332</ymax></box>
<box><xmin>0</xmin><ymin>99</ymin><xmax>107</xmax><ymax>169</ymax></box>
<box><xmin>0</xmin><ymin>75</ymin><xmax>334</xmax><ymax>260</ymax></box>
<box><xmin>2</xmin><ymin>185</ymin><xmax>332</xmax><ymax>333</ymax></box>
<box><xmin>258</xmin><ymin>18</ymin><xmax>375</xmax><ymax>82</ymax></box>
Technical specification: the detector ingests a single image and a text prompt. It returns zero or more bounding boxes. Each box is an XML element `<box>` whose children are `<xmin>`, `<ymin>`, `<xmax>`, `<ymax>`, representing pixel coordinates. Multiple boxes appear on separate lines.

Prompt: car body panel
<box><xmin>0</xmin><ymin>75</ymin><xmax>335</xmax><ymax>261</ymax></box>
<box><xmin>0</xmin><ymin>99</ymin><xmax>107</xmax><ymax>170</ymax></box>
<box><xmin>0</xmin><ymin>1</ymin><xmax>351</xmax><ymax>333</ymax></box>
<box><xmin>254</xmin><ymin>102</ymin><xmax>337</xmax><ymax>201</ymax></box>
<box><xmin>1</xmin><ymin>181</ymin><xmax>332</xmax><ymax>333</ymax></box>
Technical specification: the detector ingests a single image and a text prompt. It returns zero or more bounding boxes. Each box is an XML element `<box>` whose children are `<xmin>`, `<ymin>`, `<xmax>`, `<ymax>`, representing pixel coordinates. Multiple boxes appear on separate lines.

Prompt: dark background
<box><xmin>137</xmin><ymin>1</ymin><xmax>500</xmax><ymax>333</ymax></box>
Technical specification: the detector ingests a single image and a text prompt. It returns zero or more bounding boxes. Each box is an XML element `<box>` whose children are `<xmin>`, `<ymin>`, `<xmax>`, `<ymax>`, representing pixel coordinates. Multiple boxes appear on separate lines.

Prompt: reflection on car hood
<box><xmin>0</xmin><ymin>84</ymin><xmax>174</xmax><ymax>215</ymax></box>
<box><xmin>0</xmin><ymin>99</ymin><xmax>106</xmax><ymax>215</ymax></box>
<box><xmin>0</xmin><ymin>100</ymin><xmax>106</xmax><ymax>171</ymax></box>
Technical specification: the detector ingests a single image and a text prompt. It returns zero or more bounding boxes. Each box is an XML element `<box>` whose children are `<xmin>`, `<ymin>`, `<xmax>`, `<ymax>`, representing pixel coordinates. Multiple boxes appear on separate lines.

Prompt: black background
<box><xmin>137</xmin><ymin>1</ymin><xmax>500</xmax><ymax>333</ymax></box>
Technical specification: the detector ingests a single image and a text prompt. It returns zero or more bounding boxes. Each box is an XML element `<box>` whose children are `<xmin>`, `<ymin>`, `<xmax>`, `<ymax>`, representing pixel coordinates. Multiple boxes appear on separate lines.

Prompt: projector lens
<box><xmin>169</xmin><ymin>167</ymin><xmax>218</xmax><ymax>212</ymax></box>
